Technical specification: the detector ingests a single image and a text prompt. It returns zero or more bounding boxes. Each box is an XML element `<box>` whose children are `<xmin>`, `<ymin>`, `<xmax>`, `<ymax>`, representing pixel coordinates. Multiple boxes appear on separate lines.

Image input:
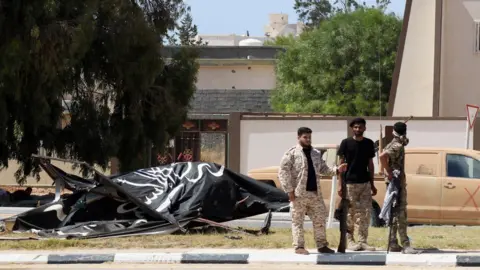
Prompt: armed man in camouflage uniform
<box><xmin>279</xmin><ymin>127</ymin><xmax>347</xmax><ymax>255</ymax></box>
<box><xmin>379</xmin><ymin>122</ymin><xmax>419</xmax><ymax>254</ymax></box>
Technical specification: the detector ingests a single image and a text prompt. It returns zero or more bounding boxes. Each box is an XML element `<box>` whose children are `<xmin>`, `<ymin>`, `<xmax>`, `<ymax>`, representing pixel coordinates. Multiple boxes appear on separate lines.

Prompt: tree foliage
<box><xmin>294</xmin><ymin>0</ymin><xmax>392</xmax><ymax>28</ymax></box>
<box><xmin>294</xmin><ymin>0</ymin><xmax>334</xmax><ymax>27</ymax></box>
<box><xmin>263</xmin><ymin>35</ymin><xmax>297</xmax><ymax>47</ymax></box>
<box><xmin>0</xmin><ymin>0</ymin><xmax>202</xmax><ymax>183</ymax></box>
<box><xmin>272</xmin><ymin>7</ymin><xmax>402</xmax><ymax>116</ymax></box>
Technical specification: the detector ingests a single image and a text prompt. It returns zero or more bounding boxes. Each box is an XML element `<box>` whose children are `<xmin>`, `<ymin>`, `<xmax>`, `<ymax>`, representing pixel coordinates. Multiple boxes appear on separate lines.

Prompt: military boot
<box><xmin>402</xmin><ymin>242</ymin><xmax>422</xmax><ymax>254</ymax></box>
<box><xmin>295</xmin><ymin>247</ymin><xmax>310</xmax><ymax>255</ymax></box>
<box><xmin>388</xmin><ymin>241</ymin><xmax>403</xmax><ymax>252</ymax></box>
<box><xmin>347</xmin><ymin>241</ymin><xmax>362</xmax><ymax>251</ymax></box>
<box><xmin>347</xmin><ymin>234</ymin><xmax>361</xmax><ymax>251</ymax></box>
<box><xmin>318</xmin><ymin>246</ymin><xmax>335</xmax><ymax>254</ymax></box>
<box><xmin>359</xmin><ymin>242</ymin><xmax>376</xmax><ymax>251</ymax></box>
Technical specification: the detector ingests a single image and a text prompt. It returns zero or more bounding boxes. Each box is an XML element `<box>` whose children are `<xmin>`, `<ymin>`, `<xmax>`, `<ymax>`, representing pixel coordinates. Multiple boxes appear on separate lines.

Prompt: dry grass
<box><xmin>0</xmin><ymin>226</ymin><xmax>478</xmax><ymax>250</ymax></box>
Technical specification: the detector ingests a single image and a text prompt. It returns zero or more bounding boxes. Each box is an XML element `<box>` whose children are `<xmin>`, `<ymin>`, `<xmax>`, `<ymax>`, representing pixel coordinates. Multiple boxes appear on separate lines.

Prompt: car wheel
<box><xmin>370</xmin><ymin>202</ymin><xmax>385</xmax><ymax>227</ymax></box>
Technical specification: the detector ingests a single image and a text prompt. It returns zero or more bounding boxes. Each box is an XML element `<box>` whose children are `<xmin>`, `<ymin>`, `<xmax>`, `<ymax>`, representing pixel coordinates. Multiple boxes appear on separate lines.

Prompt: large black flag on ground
<box><xmin>12</xmin><ymin>159</ymin><xmax>289</xmax><ymax>239</ymax></box>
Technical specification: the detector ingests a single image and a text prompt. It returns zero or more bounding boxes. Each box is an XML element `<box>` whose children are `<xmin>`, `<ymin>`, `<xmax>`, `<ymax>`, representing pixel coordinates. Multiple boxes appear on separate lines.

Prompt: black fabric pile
<box><xmin>12</xmin><ymin>161</ymin><xmax>289</xmax><ymax>239</ymax></box>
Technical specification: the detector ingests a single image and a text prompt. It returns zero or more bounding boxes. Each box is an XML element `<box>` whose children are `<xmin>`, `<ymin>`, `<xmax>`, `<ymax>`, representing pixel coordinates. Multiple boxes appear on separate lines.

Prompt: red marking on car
<box><xmin>462</xmin><ymin>186</ymin><xmax>480</xmax><ymax>211</ymax></box>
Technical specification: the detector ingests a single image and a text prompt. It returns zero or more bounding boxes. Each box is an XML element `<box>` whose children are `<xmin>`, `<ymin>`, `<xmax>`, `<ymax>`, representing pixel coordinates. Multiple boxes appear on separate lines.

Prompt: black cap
<box><xmin>349</xmin><ymin>117</ymin><xmax>366</xmax><ymax>128</ymax></box>
<box><xmin>393</xmin><ymin>122</ymin><xmax>407</xmax><ymax>135</ymax></box>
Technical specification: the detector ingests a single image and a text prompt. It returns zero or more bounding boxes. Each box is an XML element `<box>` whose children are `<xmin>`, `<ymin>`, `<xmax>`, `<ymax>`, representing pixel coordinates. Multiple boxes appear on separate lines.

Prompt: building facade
<box><xmin>389</xmin><ymin>0</ymin><xmax>480</xmax><ymax>117</ymax></box>
<box><xmin>151</xmin><ymin>45</ymin><xmax>284</xmax><ymax>168</ymax></box>
<box><xmin>162</xmin><ymin>45</ymin><xmax>284</xmax><ymax>114</ymax></box>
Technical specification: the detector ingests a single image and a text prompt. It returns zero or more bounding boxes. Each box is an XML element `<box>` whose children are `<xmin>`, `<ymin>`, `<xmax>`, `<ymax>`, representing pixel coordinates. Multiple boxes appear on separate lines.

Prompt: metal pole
<box><xmin>466</xmin><ymin>120</ymin><xmax>471</xmax><ymax>149</ymax></box>
<box><xmin>327</xmin><ymin>174</ymin><xmax>337</xmax><ymax>229</ymax></box>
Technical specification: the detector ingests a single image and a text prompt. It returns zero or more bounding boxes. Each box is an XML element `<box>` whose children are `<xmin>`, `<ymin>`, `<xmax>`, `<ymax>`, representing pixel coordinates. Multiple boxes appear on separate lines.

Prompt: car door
<box><xmin>441</xmin><ymin>153</ymin><xmax>480</xmax><ymax>223</ymax></box>
<box><xmin>404</xmin><ymin>151</ymin><xmax>442</xmax><ymax>222</ymax></box>
<box><xmin>320</xmin><ymin>147</ymin><xmax>341</xmax><ymax>210</ymax></box>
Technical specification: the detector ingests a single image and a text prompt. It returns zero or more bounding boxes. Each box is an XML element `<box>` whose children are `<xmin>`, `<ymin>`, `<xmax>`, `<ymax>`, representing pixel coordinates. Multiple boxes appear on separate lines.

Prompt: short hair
<box><xmin>25</xmin><ymin>187</ymin><xmax>32</xmax><ymax>192</ymax></box>
<box><xmin>297</xmin><ymin>127</ymin><xmax>312</xmax><ymax>136</ymax></box>
<box><xmin>349</xmin><ymin>117</ymin><xmax>366</xmax><ymax>128</ymax></box>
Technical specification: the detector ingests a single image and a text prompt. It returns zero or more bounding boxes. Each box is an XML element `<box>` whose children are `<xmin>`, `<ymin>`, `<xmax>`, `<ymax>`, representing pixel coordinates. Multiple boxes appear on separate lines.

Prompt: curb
<box><xmin>0</xmin><ymin>252</ymin><xmax>479</xmax><ymax>266</ymax></box>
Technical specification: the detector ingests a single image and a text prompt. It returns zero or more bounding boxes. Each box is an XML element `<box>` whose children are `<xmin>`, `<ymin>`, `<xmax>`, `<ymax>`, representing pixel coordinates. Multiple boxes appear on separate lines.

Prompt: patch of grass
<box><xmin>0</xmin><ymin>226</ymin><xmax>478</xmax><ymax>250</ymax></box>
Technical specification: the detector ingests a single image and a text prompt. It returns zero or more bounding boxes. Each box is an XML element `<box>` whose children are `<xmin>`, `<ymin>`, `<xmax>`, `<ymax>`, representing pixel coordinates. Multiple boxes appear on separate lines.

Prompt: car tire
<box><xmin>370</xmin><ymin>202</ymin><xmax>385</xmax><ymax>227</ymax></box>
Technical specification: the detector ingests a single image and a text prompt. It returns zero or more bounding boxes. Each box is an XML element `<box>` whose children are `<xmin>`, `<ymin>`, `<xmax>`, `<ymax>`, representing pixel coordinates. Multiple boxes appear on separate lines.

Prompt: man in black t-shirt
<box><xmin>337</xmin><ymin>118</ymin><xmax>377</xmax><ymax>251</ymax></box>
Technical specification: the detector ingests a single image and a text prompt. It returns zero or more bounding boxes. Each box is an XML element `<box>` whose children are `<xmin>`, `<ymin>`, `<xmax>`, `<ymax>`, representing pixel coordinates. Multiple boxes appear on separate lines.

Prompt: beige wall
<box><xmin>393</xmin><ymin>0</ymin><xmax>437</xmax><ymax>117</ymax></box>
<box><xmin>440</xmin><ymin>0</ymin><xmax>480</xmax><ymax>116</ymax></box>
<box><xmin>0</xmin><ymin>160</ymin><xmax>111</xmax><ymax>186</ymax></box>
<box><xmin>392</xmin><ymin>0</ymin><xmax>480</xmax><ymax>117</ymax></box>
<box><xmin>239</xmin><ymin>119</ymin><xmax>348</xmax><ymax>174</ymax></box>
<box><xmin>197</xmin><ymin>65</ymin><xmax>275</xmax><ymax>90</ymax></box>
<box><xmin>239</xmin><ymin>118</ymin><xmax>470</xmax><ymax>175</ymax></box>
<box><xmin>363</xmin><ymin>120</ymin><xmax>472</xmax><ymax>149</ymax></box>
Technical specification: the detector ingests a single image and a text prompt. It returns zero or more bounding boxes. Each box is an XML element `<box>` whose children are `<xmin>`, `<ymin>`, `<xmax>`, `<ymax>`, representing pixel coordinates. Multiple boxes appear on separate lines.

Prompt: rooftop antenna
<box><xmin>378</xmin><ymin>12</ymin><xmax>384</xmax><ymax>172</ymax></box>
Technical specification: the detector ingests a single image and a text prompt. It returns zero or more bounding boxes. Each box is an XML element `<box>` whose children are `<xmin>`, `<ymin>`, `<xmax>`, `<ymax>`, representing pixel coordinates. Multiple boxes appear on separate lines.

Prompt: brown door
<box><xmin>404</xmin><ymin>151</ymin><xmax>442</xmax><ymax>223</ymax></box>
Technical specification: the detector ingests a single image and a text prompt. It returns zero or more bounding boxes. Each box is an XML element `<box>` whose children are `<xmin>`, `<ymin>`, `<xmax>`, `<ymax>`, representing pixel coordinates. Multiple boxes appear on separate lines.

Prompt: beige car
<box><xmin>247</xmin><ymin>145</ymin><xmax>480</xmax><ymax>226</ymax></box>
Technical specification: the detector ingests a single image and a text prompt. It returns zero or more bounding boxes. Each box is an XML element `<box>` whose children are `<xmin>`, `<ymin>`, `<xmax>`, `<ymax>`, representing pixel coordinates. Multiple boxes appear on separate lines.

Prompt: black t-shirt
<box><xmin>303</xmin><ymin>147</ymin><xmax>317</xmax><ymax>191</ymax></box>
<box><xmin>338</xmin><ymin>137</ymin><xmax>375</xmax><ymax>184</ymax></box>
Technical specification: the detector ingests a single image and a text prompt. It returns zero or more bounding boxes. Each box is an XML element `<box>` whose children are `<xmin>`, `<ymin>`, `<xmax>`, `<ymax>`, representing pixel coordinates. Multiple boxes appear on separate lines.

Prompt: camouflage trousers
<box><xmin>346</xmin><ymin>182</ymin><xmax>372</xmax><ymax>244</ymax></box>
<box><xmin>390</xmin><ymin>184</ymin><xmax>409</xmax><ymax>246</ymax></box>
<box><xmin>290</xmin><ymin>191</ymin><xmax>328</xmax><ymax>249</ymax></box>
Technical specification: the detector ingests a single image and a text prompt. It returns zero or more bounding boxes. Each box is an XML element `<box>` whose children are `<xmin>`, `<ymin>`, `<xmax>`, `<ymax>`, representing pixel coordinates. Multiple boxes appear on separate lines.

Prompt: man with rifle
<box><xmin>279</xmin><ymin>127</ymin><xmax>347</xmax><ymax>255</ymax></box>
<box><xmin>379</xmin><ymin>122</ymin><xmax>419</xmax><ymax>254</ymax></box>
<box><xmin>337</xmin><ymin>118</ymin><xmax>377</xmax><ymax>252</ymax></box>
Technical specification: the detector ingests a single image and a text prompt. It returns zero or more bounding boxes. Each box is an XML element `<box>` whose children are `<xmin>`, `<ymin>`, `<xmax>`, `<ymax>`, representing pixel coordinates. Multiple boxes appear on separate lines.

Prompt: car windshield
<box><xmin>317</xmin><ymin>147</ymin><xmax>338</xmax><ymax>166</ymax></box>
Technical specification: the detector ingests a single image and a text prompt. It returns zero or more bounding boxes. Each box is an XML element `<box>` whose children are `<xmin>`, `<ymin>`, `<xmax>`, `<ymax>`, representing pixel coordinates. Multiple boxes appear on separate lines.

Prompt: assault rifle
<box><xmin>386</xmin><ymin>170</ymin><xmax>401</xmax><ymax>254</ymax></box>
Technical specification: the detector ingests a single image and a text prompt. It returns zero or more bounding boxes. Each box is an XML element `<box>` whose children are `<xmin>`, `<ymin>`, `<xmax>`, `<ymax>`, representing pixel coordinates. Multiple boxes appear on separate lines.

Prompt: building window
<box><xmin>475</xmin><ymin>21</ymin><xmax>480</xmax><ymax>54</ymax></box>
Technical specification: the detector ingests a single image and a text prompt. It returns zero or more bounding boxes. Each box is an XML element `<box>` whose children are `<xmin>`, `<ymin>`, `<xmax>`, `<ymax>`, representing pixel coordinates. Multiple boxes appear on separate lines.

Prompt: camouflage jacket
<box><xmin>383</xmin><ymin>138</ymin><xmax>405</xmax><ymax>184</ymax></box>
<box><xmin>278</xmin><ymin>145</ymin><xmax>336</xmax><ymax>198</ymax></box>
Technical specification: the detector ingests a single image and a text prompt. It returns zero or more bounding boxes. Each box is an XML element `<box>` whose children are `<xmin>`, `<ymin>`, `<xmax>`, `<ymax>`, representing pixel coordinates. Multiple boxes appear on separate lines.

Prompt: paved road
<box><xmin>0</xmin><ymin>265</ymin><xmax>464</xmax><ymax>270</ymax></box>
<box><xmin>225</xmin><ymin>212</ymin><xmax>339</xmax><ymax>229</ymax></box>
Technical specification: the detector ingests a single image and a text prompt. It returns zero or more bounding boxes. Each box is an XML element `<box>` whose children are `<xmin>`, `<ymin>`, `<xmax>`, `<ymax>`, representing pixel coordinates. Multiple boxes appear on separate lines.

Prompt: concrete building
<box><xmin>161</xmin><ymin>45</ymin><xmax>284</xmax><ymax>113</ymax></box>
<box><xmin>195</xmin><ymin>13</ymin><xmax>304</xmax><ymax>46</ymax></box>
<box><xmin>389</xmin><ymin>0</ymin><xmax>480</xmax><ymax>117</ymax></box>
<box><xmin>264</xmin><ymin>13</ymin><xmax>304</xmax><ymax>38</ymax></box>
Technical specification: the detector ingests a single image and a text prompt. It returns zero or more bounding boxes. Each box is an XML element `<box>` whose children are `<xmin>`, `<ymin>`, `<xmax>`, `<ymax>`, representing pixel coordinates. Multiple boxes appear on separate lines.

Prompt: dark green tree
<box><xmin>174</xmin><ymin>6</ymin><xmax>206</xmax><ymax>46</ymax></box>
<box><xmin>294</xmin><ymin>0</ymin><xmax>334</xmax><ymax>27</ymax></box>
<box><xmin>0</xmin><ymin>0</ymin><xmax>202</xmax><ymax>183</ymax></box>
<box><xmin>294</xmin><ymin>0</ymin><xmax>393</xmax><ymax>28</ymax></box>
<box><xmin>271</xmin><ymin>7</ymin><xmax>402</xmax><ymax>116</ymax></box>
<box><xmin>263</xmin><ymin>34</ymin><xmax>297</xmax><ymax>47</ymax></box>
